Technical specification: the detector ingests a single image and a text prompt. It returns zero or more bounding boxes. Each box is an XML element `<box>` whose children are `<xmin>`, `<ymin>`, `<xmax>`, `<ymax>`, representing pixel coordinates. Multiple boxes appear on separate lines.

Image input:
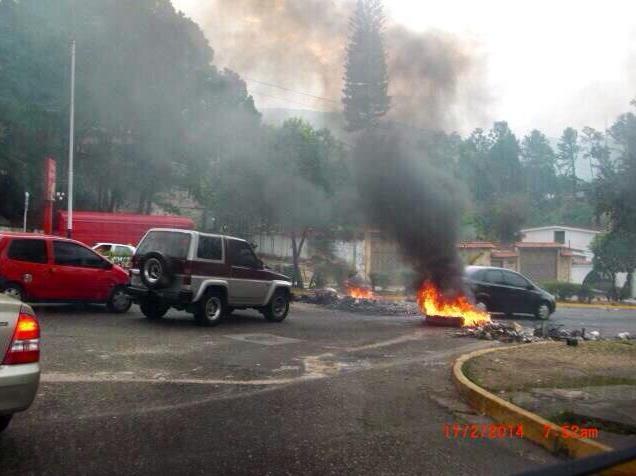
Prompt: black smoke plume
<box><xmin>354</xmin><ymin>129</ymin><xmax>466</xmax><ymax>294</ymax></box>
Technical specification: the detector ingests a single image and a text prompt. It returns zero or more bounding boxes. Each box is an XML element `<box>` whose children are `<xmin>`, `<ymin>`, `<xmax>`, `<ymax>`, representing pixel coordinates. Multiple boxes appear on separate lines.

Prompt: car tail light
<box><xmin>2</xmin><ymin>306</ymin><xmax>40</xmax><ymax>365</ymax></box>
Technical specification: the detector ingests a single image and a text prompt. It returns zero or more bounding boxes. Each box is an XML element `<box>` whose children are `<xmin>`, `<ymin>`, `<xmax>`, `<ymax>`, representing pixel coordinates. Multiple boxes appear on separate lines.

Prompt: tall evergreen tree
<box><xmin>342</xmin><ymin>0</ymin><xmax>390</xmax><ymax>132</ymax></box>
<box><xmin>520</xmin><ymin>129</ymin><xmax>557</xmax><ymax>206</ymax></box>
<box><xmin>556</xmin><ymin>127</ymin><xmax>580</xmax><ymax>194</ymax></box>
<box><xmin>487</xmin><ymin>121</ymin><xmax>522</xmax><ymax>196</ymax></box>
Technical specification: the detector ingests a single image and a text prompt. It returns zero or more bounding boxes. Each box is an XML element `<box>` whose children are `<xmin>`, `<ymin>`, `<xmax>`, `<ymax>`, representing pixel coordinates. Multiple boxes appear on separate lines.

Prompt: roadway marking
<box><xmin>37</xmin><ymin>339</ymin><xmax>492</xmax><ymax>420</ymax></box>
<box><xmin>224</xmin><ymin>333</ymin><xmax>303</xmax><ymax>345</ymax></box>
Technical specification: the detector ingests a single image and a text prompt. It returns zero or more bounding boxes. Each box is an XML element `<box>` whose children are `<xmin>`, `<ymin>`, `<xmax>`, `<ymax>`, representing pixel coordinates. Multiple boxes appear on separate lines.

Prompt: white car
<box><xmin>0</xmin><ymin>294</ymin><xmax>40</xmax><ymax>432</ymax></box>
<box><xmin>92</xmin><ymin>243</ymin><xmax>136</xmax><ymax>257</ymax></box>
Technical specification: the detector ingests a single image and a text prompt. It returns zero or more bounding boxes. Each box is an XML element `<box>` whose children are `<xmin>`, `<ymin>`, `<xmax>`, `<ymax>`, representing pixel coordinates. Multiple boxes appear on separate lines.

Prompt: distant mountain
<box><xmin>261</xmin><ymin>108</ymin><xmax>347</xmax><ymax>139</ymax></box>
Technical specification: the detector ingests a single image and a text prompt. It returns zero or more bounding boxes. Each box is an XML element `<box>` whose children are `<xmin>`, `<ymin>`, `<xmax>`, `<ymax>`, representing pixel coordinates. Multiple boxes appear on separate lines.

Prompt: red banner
<box><xmin>44</xmin><ymin>157</ymin><xmax>56</xmax><ymax>202</ymax></box>
<box><xmin>42</xmin><ymin>157</ymin><xmax>56</xmax><ymax>234</ymax></box>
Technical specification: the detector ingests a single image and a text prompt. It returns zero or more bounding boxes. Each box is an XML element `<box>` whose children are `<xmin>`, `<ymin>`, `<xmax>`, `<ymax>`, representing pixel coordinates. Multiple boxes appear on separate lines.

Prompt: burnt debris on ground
<box><xmin>296</xmin><ymin>288</ymin><xmax>420</xmax><ymax>316</ymax></box>
<box><xmin>454</xmin><ymin>321</ymin><xmax>633</xmax><ymax>344</ymax></box>
<box><xmin>297</xmin><ymin>289</ymin><xmax>633</xmax><ymax>344</ymax></box>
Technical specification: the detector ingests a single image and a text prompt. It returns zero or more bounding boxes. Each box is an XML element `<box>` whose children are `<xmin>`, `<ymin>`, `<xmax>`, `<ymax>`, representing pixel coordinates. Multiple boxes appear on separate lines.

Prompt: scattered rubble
<box><xmin>296</xmin><ymin>290</ymin><xmax>420</xmax><ymax>316</ymax></box>
<box><xmin>455</xmin><ymin>321</ymin><xmax>634</xmax><ymax>344</ymax></box>
<box><xmin>454</xmin><ymin>321</ymin><xmax>541</xmax><ymax>343</ymax></box>
<box><xmin>298</xmin><ymin>289</ymin><xmax>634</xmax><ymax>342</ymax></box>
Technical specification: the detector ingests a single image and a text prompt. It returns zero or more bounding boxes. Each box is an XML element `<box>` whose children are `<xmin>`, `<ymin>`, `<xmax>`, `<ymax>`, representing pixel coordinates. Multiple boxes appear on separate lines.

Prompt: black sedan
<box><xmin>464</xmin><ymin>266</ymin><xmax>556</xmax><ymax>319</ymax></box>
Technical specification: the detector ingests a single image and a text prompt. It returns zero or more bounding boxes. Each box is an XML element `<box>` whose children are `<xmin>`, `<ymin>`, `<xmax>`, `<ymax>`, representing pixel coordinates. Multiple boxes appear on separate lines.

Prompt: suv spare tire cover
<box><xmin>140</xmin><ymin>252</ymin><xmax>174</xmax><ymax>289</ymax></box>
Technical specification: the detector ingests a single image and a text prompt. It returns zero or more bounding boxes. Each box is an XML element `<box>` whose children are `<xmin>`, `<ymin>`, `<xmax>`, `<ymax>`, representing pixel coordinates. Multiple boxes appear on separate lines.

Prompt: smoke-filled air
<box><xmin>188</xmin><ymin>0</ymin><xmax>485</xmax><ymax>131</ymax></box>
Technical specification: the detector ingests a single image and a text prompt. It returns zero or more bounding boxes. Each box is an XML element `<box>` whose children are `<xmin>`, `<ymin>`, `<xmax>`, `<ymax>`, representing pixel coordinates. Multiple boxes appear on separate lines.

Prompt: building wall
<box><xmin>558</xmin><ymin>254</ymin><xmax>572</xmax><ymax>282</ymax></box>
<box><xmin>250</xmin><ymin>233</ymin><xmax>310</xmax><ymax>260</ymax></box>
<box><xmin>571</xmin><ymin>263</ymin><xmax>592</xmax><ymax>284</ymax></box>
<box><xmin>521</xmin><ymin>227</ymin><xmax>599</xmax><ymax>259</ymax></box>
<box><xmin>364</xmin><ymin>232</ymin><xmax>404</xmax><ymax>277</ymax></box>
<box><xmin>332</xmin><ymin>240</ymin><xmax>366</xmax><ymax>274</ymax></box>
<box><xmin>519</xmin><ymin>248</ymin><xmax>559</xmax><ymax>283</ymax></box>
<box><xmin>458</xmin><ymin>249</ymin><xmax>492</xmax><ymax>266</ymax></box>
<box><xmin>491</xmin><ymin>257</ymin><xmax>518</xmax><ymax>271</ymax></box>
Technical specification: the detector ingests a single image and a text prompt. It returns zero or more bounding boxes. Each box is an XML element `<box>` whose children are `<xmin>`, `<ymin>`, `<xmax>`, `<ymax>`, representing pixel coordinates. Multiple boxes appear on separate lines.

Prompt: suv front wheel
<box><xmin>195</xmin><ymin>290</ymin><xmax>226</xmax><ymax>327</ymax></box>
<box><xmin>263</xmin><ymin>289</ymin><xmax>290</xmax><ymax>322</ymax></box>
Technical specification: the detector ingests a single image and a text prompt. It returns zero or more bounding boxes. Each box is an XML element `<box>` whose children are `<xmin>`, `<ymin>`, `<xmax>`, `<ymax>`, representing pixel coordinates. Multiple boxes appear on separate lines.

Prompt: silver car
<box><xmin>0</xmin><ymin>294</ymin><xmax>40</xmax><ymax>433</ymax></box>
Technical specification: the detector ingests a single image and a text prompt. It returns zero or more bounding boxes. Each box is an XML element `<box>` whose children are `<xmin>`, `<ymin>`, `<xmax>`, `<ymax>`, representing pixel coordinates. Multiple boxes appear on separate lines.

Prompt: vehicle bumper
<box><xmin>125</xmin><ymin>285</ymin><xmax>193</xmax><ymax>306</ymax></box>
<box><xmin>0</xmin><ymin>363</ymin><xmax>40</xmax><ymax>415</ymax></box>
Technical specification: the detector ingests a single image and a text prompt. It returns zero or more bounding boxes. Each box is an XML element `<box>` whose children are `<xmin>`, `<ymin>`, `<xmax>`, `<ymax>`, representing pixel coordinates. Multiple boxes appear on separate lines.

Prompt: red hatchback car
<box><xmin>0</xmin><ymin>233</ymin><xmax>131</xmax><ymax>312</ymax></box>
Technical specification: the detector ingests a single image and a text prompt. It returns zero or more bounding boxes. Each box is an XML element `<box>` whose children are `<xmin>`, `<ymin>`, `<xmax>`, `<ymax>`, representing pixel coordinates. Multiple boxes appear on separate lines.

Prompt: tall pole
<box><xmin>67</xmin><ymin>39</ymin><xmax>76</xmax><ymax>238</ymax></box>
<box><xmin>23</xmin><ymin>192</ymin><xmax>29</xmax><ymax>232</ymax></box>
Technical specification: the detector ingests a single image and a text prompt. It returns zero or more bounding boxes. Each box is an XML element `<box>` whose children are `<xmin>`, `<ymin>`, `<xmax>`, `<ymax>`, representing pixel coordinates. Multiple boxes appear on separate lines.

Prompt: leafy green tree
<box><xmin>591</xmin><ymin>232</ymin><xmax>636</xmax><ymax>300</ymax></box>
<box><xmin>0</xmin><ymin>0</ymin><xmax>261</xmax><ymax>223</ymax></box>
<box><xmin>342</xmin><ymin>0</ymin><xmax>390</xmax><ymax>132</ymax></box>
<box><xmin>601</xmin><ymin>108</ymin><xmax>636</xmax><ymax>235</ymax></box>
<box><xmin>457</xmin><ymin>128</ymin><xmax>494</xmax><ymax>202</ymax></box>
<box><xmin>556</xmin><ymin>127</ymin><xmax>580</xmax><ymax>195</ymax></box>
<box><xmin>487</xmin><ymin>121</ymin><xmax>523</xmax><ymax>196</ymax></box>
<box><xmin>520</xmin><ymin>129</ymin><xmax>557</xmax><ymax>206</ymax></box>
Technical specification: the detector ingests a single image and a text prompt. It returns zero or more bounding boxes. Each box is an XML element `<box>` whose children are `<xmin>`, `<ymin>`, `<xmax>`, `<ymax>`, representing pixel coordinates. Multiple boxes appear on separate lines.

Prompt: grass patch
<box><xmin>462</xmin><ymin>341</ymin><xmax>636</xmax><ymax>394</ymax></box>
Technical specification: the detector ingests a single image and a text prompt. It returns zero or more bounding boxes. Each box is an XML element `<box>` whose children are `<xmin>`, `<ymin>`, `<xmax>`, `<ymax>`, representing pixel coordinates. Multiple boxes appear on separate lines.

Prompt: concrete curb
<box><xmin>557</xmin><ymin>301</ymin><xmax>636</xmax><ymax>310</ymax></box>
<box><xmin>453</xmin><ymin>344</ymin><xmax>636</xmax><ymax>476</ymax></box>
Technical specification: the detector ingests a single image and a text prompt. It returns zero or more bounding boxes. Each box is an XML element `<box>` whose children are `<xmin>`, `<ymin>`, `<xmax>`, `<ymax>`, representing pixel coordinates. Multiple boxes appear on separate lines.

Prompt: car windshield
<box><xmin>137</xmin><ymin>231</ymin><xmax>190</xmax><ymax>259</ymax></box>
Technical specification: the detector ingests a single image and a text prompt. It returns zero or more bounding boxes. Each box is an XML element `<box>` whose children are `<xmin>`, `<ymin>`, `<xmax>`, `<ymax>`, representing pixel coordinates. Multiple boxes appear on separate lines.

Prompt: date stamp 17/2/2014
<box><xmin>442</xmin><ymin>423</ymin><xmax>524</xmax><ymax>439</ymax></box>
<box><xmin>442</xmin><ymin>423</ymin><xmax>601</xmax><ymax>440</ymax></box>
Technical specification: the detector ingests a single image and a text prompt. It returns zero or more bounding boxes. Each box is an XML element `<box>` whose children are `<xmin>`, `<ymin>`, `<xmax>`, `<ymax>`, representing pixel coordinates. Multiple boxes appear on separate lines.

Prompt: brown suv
<box><xmin>125</xmin><ymin>229</ymin><xmax>292</xmax><ymax>326</ymax></box>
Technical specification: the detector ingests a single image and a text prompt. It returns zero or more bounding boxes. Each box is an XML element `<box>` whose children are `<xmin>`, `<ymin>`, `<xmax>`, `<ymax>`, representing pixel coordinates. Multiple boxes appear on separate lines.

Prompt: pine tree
<box><xmin>557</xmin><ymin>127</ymin><xmax>580</xmax><ymax>195</ymax></box>
<box><xmin>342</xmin><ymin>0</ymin><xmax>390</xmax><ymax>132</ymax></box>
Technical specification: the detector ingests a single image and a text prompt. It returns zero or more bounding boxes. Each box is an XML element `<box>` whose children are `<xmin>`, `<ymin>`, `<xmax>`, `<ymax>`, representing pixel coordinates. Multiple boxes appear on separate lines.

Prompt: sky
<box><xmin>172</xmin><ymin>0</ymin><xmax>636</xmax><ymax>137</ymax></box>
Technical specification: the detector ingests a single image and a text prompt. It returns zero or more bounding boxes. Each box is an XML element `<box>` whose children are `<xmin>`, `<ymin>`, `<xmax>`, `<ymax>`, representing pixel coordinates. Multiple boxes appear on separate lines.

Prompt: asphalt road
<box><xmin>0</xmin><ymin>302</ymin><xmax>563</xmax><ymax>475</ymax></box>
<box><xmin>549</xmin><ymin>306</ymin><xmax>636</xmax><ymax>336</ymax></box>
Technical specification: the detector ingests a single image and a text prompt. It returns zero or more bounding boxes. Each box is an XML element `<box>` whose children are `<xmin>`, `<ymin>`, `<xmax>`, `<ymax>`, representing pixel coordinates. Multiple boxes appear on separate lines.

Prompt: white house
<box><xmin>520</xmin><ymin>225</ymin><xmax>601</xmax><ymax>285</ymax></box>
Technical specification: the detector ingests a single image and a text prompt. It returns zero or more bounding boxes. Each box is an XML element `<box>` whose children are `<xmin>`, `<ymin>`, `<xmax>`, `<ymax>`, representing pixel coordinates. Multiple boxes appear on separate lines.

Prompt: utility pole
<box><xmin>67</xmin><ymin>39</ymin><xmax>76</xmax><ymax>238</ymax></box>
<box><xmin>23</xmin><ymin>192</ymin><xmax>29</xmax><ymax>232</ymax></box>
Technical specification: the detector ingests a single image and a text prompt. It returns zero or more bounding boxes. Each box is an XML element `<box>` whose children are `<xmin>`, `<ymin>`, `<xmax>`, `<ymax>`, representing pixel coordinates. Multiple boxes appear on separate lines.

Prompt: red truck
<box><xmin>55</xmin><ymin>211</ymin><xmax>194</xmax><ymax>247</ymax></box>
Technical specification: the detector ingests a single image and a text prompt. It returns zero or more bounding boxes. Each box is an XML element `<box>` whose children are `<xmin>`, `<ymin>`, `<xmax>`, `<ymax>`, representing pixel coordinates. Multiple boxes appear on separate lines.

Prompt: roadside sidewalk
<box><xmin>462</xmin><ymin>340</ymin><xmax>636</xmax><ymax>450</ymax></box>
<box><xmin>557</xmin><ymin>301</ymin><xmax>636</xmax><ymax>311</ymax></box>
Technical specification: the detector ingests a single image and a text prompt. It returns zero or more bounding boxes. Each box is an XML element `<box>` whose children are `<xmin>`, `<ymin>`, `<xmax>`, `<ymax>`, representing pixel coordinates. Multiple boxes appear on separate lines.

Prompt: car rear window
<box><xmin>465</xmin><ymin>267</ymin><xmax>484</xmax><ymax>280</ymax></box>
<box><xmin>113</xmin><ymin>245</ymin><xmax>133</xmax><ymax>257</ymax></box>
<box><xmin>197</xmin><ymin>236</ymin><xmax>223</xmax><ymax>261</ymax></box>
<box><xmin>7</xmin><ymin>239</ymin><xmax>47</xmax><ymax>263</ymax></box>
<box><xmin>137</xmin><ymin>231</ymin><xmax>191</xmax><ymax>259</ymax></box>
<box><xmin>484</xmin><ymin>269</ymin><xmax>505</xmax><ymax>284</ymax></box>
<box><xmin>504</xmin><ymin>271</ymin><xmax>530</xmax><ymax>288</ymax></box>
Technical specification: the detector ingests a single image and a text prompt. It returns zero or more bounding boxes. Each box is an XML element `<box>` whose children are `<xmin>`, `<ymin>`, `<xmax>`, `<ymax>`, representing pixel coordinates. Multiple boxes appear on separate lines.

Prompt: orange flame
<box><xmin>347</xmin><ymin>286</ymin><xmax>374</xmax><ymax>299</ymax></box>
<box><xmin>417</xmin><ymin>281</ymin><xmax>490</xmax><ymax>327</ymax></box>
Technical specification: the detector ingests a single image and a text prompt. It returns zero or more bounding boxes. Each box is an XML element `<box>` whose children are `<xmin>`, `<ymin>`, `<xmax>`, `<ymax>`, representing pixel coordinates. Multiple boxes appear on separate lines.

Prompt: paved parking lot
<box><xmin>1</xmin><ymin>302</ymin><xmax>561</xmax><ymax>475</ymax></box>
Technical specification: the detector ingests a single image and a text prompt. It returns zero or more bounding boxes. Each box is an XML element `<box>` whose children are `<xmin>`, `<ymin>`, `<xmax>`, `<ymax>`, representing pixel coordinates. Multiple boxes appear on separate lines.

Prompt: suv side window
<box><xmin>504</xmin><ymin>271</ymin><xmax>530</xmax><ymax>288</ymax></box>
<box><xmin>484</xmin><ymin>269</ymin><xmax>505</xmax><ymax>285</ymax></box>
<box><xmin>229</xmin><ymin>240</ymin><xmax>259</xmax><ymax>268</ymax></box>
<box><xmin>197</xmin><ymin>236</ymin><xmax>223</xmax><ymax>261</ymax></box>
<box><xmin>54</xmin><ymin>241</ymin><xmax>105</xmax><ymax>268</ymax></box>
<box><xmin>7</xmin><ymin>239</ymin><xmax>48</xmax><ymax>263</ymax></box>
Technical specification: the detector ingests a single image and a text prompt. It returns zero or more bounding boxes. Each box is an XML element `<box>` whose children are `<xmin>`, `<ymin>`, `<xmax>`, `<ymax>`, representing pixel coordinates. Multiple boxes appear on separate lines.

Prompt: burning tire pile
<box><xmin>298</xmin><ymin>286</ymin><xmax>633</xmax><ymax>344</ymax></box>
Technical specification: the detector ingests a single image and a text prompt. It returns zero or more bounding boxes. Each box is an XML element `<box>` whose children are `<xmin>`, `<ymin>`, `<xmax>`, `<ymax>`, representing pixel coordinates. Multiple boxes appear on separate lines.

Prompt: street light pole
<box><xmin>23</xmin><ymin>191</ymin><xmax>29</xmax><ymax>232</ymax></box>
<box><xmin>67</xmin><ymin>39</ymin><xmax>76</xmax><ymax>238</ymax></box>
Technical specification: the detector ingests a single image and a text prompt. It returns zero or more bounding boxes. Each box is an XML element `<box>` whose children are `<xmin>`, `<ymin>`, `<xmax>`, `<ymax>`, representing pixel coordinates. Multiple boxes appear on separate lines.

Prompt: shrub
<box><xmin>542</xmin><ymin>281</ymin><xmax>594</xmax><ymax>301</ymax></box>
